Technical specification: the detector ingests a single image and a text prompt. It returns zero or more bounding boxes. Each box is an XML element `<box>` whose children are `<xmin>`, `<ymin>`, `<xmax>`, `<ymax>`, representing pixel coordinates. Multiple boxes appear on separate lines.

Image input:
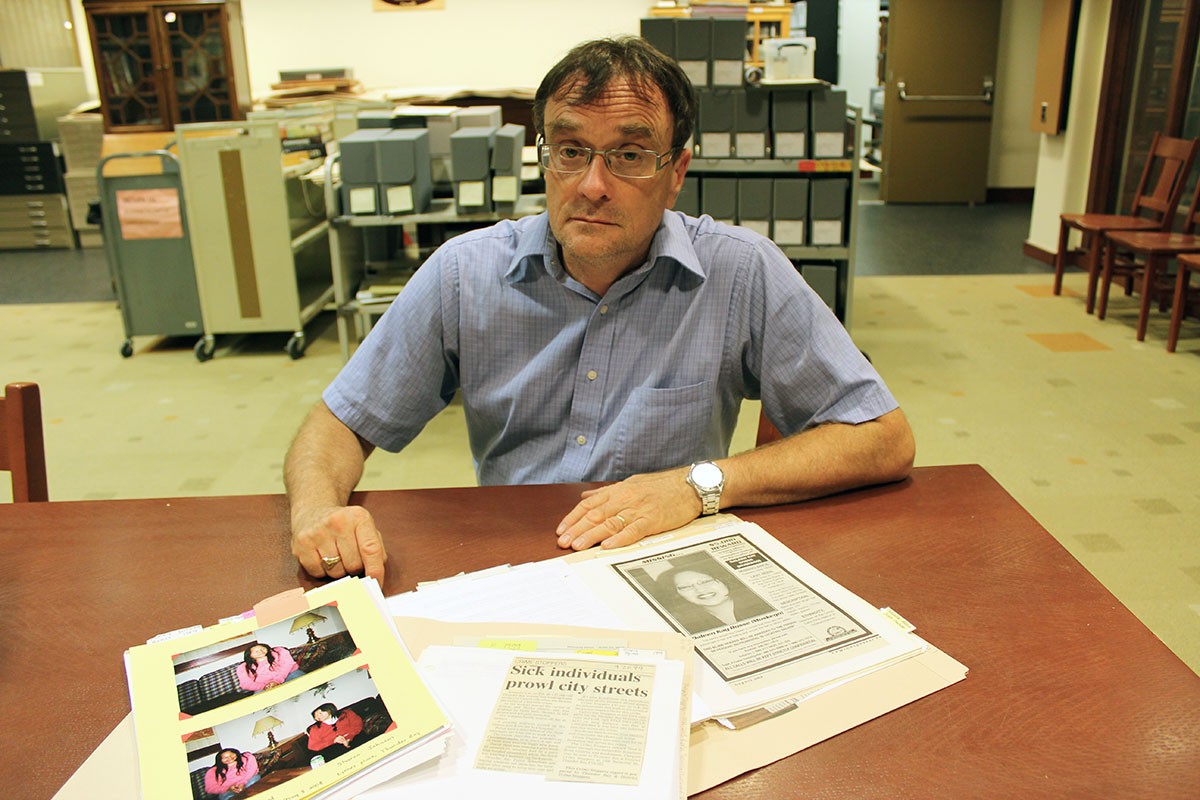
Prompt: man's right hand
<box><xmin>290</xmin><ymin>505</ymin><xmax>388</xmax><ymax>583</ymax></box>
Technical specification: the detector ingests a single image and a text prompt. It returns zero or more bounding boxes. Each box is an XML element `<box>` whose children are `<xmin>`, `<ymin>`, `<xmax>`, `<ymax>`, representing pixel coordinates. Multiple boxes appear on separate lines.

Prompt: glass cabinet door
<box><xmin>161</xmin><ymin>5</ymin><xmax>235</xmax><ymax>124</ymax></box>
<box><xmin>90</xmin><ymin>10</ymin><xmax>169</xmax><ymax>130</ymax></box>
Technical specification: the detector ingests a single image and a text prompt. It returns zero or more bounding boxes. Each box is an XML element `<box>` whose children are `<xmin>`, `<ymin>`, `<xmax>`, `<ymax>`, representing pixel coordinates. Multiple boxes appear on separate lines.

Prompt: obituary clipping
<box><xmin>612</xmin><ymin>533</ymin><xmax>885</xmax><ymax>684</ymax></box>
<box><xmin>475</xmin><ymin>656</ymin><xmax>656</xmax><ymax>785</ymax></box>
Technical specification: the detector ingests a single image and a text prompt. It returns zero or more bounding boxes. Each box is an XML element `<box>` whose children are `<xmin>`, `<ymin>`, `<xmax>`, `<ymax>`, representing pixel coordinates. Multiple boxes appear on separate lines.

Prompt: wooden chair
<box><xmin>1052</xmin><ymin>133</ymin><xmax>1198</xmax><ymax>314</ymax></box>
<box><xmin>0</xmin><ymin>382</ymin><xmax>49</xmax><ymax>502</ymax></box>
<box><xmin>1096</xmin><ymin>176</ymin><xmax>1200</xmax><ymax>344</ymax></box>
<box><xmin>1168</xmin><ymin>252</ymin><xmax>1200</xmax><ymax>352</ymax></box>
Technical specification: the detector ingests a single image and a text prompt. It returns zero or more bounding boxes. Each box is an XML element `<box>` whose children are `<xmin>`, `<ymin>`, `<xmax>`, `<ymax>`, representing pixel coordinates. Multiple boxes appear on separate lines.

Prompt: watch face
<box><xmin>691</xmin><ymin>462</ymin><xmax>722</xmax><ymax>490</ymax></box>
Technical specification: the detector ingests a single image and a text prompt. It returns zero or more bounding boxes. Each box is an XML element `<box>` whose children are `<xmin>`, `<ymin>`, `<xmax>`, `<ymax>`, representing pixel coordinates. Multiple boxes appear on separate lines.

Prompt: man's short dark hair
<box><xmin>533</xmin><ymin>36</ymin><xmax>697</xmax><ymax>152</ymax></box>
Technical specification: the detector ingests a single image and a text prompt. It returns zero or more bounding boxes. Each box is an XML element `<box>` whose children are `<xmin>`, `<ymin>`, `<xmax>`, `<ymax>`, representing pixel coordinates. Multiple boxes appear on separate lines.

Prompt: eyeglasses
<box><xmin>538</xmin><ymin>142</ymin><xmax>679</xmax><ymax>179</ymax></box>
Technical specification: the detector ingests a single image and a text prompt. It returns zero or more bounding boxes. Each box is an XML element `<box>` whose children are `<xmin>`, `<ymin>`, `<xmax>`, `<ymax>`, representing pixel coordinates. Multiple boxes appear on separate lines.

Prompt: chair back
<box><xmin>1128</xmin><ymin>133</ymin><xmax>1200</xmax><ymax>228</ymax></box>
<box><xmin>0</xmin><ymin>382</ymin><xmax>49</xmax><ymax>502</ymax></box>
<box><xmin>1179</xmin><ymin>170</ymin><xmax>1200</xmax><ymax>236</ymax></box>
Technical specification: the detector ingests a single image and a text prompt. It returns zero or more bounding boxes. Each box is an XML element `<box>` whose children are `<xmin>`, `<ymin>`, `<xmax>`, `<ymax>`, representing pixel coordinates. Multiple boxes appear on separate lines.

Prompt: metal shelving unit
<box><xmin>688</xmin><ymin>106</ymin><xmax>863</xmax><ymax>324</ymax></box>
<box><xmin>175</xmin><ymin>115</ymin><xmax>336</xmax><ymax>360</ymax></box>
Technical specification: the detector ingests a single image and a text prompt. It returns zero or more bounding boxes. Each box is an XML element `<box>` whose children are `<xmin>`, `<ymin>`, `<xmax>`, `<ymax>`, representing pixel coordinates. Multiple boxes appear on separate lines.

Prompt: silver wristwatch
<box><xmin>687</xmin><ymin>461</ymin><xmax>724</xmax><ymax>516</ymax></box>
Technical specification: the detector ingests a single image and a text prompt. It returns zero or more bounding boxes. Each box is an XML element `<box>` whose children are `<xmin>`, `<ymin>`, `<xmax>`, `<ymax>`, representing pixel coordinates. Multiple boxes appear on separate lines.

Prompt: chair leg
<box><xmin>1086</xmin><ymin>235</ymin><xmax>1105</xmax><ymax>315</ymax></box>
<box><xmin>1168</xmin><ymin>265</ymin><xmax>1190</xmax><ymax>352</ymax></box>
<box><xmin>1053</xmin><ymin>219</ymin><xmax>1071</xmax><ymax>295</ymax></box>
<box><xmin>1136</xmin><ymin>255</ymin><xmax>1159</xmax><ymax>341</ymax></box>
<box><xmin>1097</xmin><ymin>240</ymin><xmax>1116</xmax><ymax>320</ymax></box>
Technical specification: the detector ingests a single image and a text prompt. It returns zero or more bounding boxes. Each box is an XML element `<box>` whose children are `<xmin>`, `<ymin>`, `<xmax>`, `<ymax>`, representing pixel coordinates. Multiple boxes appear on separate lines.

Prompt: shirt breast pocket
<box><xmin>614</xmin><ymin>381</ymin><xmax>716</xmax><ymax>477</ymax></box>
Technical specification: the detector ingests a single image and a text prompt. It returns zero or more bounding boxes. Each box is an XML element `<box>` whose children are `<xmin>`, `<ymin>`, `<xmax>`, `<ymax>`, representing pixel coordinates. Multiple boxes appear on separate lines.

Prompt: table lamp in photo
<box><xmin>253</xmin><ymin>714</ymin><xmax>284</xmax><ymax>748</ymax></box>
<box><xmin>290</xmin><ymin>610</ymin><xmax>327</xmax><ymax>644</ymax></box>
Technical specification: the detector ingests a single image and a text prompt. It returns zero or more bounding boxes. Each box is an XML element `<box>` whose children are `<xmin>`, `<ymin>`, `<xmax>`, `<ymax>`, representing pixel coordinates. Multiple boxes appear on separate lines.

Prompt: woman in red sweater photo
<box><xmin>305</xmin><ymin>702</ymin><xmax>364</xmax><ymax>761</ymax></box>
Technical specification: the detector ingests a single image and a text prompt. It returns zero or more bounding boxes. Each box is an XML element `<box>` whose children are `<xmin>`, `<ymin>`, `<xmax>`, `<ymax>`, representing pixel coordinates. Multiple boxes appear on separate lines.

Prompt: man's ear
<box><xmin>666</xmin><ymin>147</ymin><xmax>692</xmax><ymax>207</ymax></box>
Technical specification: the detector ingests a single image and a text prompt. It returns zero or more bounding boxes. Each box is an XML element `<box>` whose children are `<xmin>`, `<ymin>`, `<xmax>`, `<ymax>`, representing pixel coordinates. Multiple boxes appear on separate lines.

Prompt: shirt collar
<box><xmin>505</xmin><ymin>210</ymin><xmax>706</xmax><ymax>284</ymax></box>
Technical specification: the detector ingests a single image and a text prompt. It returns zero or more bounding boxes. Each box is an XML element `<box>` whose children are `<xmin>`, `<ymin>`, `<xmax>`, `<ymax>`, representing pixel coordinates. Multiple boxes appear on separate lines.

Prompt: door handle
<box><xmin>897</xmin><ymin>79</ymin><xmax>994</xmax><ymax>104</ymax></box>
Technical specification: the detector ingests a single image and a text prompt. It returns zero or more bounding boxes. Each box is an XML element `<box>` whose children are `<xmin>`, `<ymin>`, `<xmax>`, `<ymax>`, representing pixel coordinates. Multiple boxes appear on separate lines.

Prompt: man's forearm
<box><xmin>720</xmin><ymin>408</ymin><xmax>915</xmax><ymax>509</ymax></box>
<box><xmin>284</xmin><ymin>401</ymin><xmax>374</xmax><ymax>516</ymax></box>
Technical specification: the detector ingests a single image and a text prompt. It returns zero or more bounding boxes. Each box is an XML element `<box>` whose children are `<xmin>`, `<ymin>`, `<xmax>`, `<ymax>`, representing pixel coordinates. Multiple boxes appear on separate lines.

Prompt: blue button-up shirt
<box><xmin>325</xmin><ymin>211</ymin><xmax>897</xmax><ymax>485</ymax></box>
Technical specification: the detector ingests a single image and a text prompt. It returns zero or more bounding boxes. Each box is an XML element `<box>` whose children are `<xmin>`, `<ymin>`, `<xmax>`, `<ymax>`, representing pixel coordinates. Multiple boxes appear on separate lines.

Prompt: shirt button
<box><xmin>576</xmin><ymin>435</ymin><xmax>587</xmax><ymax>446</ymax></box>
<box><xmin>586</xmin><ymin>370</ymin><xmax>598</xmax><ymax>381</ymax></box>
<box><xmin>599</xmin><ymin>304</ymin><xmax>609</xmax><ymax>315</ymax></box>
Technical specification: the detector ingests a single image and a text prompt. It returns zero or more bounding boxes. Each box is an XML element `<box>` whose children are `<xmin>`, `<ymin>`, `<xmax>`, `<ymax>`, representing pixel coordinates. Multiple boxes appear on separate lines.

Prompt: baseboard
<box><xmin>1022</xmin><ymin>242</ymin><xmax>1056</xmax><ymax>265</ymax></box>
<box><xmin>986</xmin><ymin>187</ymin><xmax>1034</xmax><ymax>203</ymax></box>
<box><xmin>1023</xmin><ymin>242</ymin><xmax>1084</xmax><ymax>268</ymax></box>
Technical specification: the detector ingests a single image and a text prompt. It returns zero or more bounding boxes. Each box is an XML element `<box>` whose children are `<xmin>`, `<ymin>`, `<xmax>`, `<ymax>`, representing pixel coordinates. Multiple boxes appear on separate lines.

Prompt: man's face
<box><xmin>542</xmin><ymin>77</ymin><xmax>690</xmax><ymax>279</ymax></box>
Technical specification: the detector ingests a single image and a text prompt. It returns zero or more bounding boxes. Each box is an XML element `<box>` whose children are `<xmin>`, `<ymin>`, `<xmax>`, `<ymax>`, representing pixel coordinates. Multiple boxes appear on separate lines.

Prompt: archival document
<box><xmin>362</xmin><ymin>646</ymin><xmax>688</xmax><ymax>799</ymax></box>
<box><xmin>566</xmin><ymin>517</ymin><xmax>927</xmax><ymax>719</ymax></box>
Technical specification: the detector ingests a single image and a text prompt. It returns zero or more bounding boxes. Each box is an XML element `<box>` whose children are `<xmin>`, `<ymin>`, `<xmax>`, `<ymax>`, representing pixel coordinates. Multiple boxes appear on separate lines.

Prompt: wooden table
<box><xmin>3</xmin><ymin>465</ymin><xmax>1197</xmax><ymax>798</ymax></box>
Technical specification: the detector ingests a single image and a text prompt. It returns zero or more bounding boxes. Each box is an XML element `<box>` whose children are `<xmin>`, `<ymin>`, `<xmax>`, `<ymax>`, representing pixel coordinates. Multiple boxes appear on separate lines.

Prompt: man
<box><xmin>285</xmin><ymin>36</ymin><xmax>914</xmax><ymax>582</ymax></box>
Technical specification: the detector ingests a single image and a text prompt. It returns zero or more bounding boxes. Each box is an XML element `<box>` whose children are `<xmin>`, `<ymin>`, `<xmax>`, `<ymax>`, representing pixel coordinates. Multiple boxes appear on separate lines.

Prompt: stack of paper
<box><xmin>122</xmin><ymin>578</ymin><xmax>451</xmax><ymax>800</ymax></box>
<box><xmin>361</xmin><ymin>623</ymin><xmax>694</xmax><ymax>799</ymax></box>
<box><xmin>382</xmin><ymin>515</ymin><xmax>967</xmax><ymax>793</ymax></box>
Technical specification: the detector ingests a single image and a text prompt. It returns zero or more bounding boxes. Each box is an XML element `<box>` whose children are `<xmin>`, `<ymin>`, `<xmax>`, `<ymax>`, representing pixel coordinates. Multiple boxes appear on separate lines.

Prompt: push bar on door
<box><xmin>897</xmin><ymin>79</ymin><xmax>994</xmax><ymax>104</ymax></box>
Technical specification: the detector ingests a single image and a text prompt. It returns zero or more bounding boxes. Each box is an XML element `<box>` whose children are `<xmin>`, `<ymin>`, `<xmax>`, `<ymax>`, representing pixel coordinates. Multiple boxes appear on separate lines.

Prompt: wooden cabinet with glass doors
<box><xmin>82</xmin><ymin>0</ymin><xmax>251</xmax><ymax>133</ymax></box>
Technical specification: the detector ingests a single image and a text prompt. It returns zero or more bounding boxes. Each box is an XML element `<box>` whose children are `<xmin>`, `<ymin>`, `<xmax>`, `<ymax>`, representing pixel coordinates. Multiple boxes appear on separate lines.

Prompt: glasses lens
<box><xmin>542</xmin><ymin>144</ymin><xmax>589</xmax><ymax>173</ymax></box>
<box><xmin>606</xmin><ymin>149</ymin><xmax>657</xmax><ymax>177</ymax></box>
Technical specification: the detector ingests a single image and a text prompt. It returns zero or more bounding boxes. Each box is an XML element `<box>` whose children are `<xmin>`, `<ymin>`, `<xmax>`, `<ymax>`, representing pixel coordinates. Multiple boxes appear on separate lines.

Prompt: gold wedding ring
<box><xmin>613</xmin><ymin>514</ymin><xmax>628</xmax><ymax>529</ymax></box>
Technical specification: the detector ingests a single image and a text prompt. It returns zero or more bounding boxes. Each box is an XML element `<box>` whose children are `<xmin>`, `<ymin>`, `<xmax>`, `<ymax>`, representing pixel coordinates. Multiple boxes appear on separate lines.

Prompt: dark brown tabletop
<box><xmin>3</xmin><ymin>464</ymin><xmax>1197</xmax><ymax>798</ymax></box>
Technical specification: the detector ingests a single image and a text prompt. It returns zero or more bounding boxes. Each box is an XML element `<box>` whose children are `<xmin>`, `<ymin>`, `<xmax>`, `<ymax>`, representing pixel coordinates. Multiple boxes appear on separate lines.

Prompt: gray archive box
<box><xmin>452</xmin><ymin>105</ymin><xmax>504</xmax><ymax>130</ymax></box>
<box><xmin>734</xmin><ymin>89</ymin><xmax>770</xmax><ymax>158</ymax></box>
<box><xmin>378</xmin><ymin>128</ymin><xmax>432</xmax><ymax>215</ymax></box>
<box><xmin>701</xmin><ymin>176</ymin><xmax>738</xmax><ymax>224</ymax></box>
<box><xmin>338</xmin><ymin>128</ymin><xmax>387</xmax><ymax>215</ymax></box>
<box><xmin>737</xmin><ymin>178</ymin><xmax>772</xmax><ymax>239</ymax></box>
<box><xmin>675</xmin><ymin>18</ymin><xmax>711</xmax><ymax>88</ymax></box>
<box><xmin>710</xmin><ymin>19</ymin><xmax>746</xmax><ymax>87</ymax></box>
<box><xmin>356</xmin><ymin>109</ymin><xmax>395</xmax><ymax>129</ymax></box>
<box><xmin>771</xmin><ymin>90</ymin><xmax>809</xmax><ymax>158</ymax></box>
<box><xmin>801</xmin><ymin>264</ymin><xmax>839</xmax><ymax>311</ymax></box>
<box><xmin>675</xmin><ymin>175</ymin><xmax>701</xmax><ymax>217</ymax></box>
<box><xmin>490</xmin><ymin>123</ymin><xmax>525</xmax><ymax>214</ymax></box>
<box><xmin>697</xmin><ymin>89</ymin><xmax>735</xmax><ymax>158</ymax></box>
<box><xmin>772</xmin><ymin>178</ymin><xmax>809</xmax><ymax>246</ymax></box>
<box><xmin>809</xmin><ymin>178</ymin><xmax>848</xmax><ymax>245</ymax></box>
<box><xmin>339</xmin><ymin>128</ymin><xmax>387</xmax><ymax>183</ymax></box>
<box><xmin>810</xmin><ymin>89</ymin><xmax>847</xmax><ymax>158</ymax></box>
<box><xmin>640</xmin><ymin>17</ymin><xmax>676</xmax><ymax>58</ymax></box>
<box><xmin>450</xmin><ymin>125</ymin><xmax>496</xmax><ymax>213</ymax></box>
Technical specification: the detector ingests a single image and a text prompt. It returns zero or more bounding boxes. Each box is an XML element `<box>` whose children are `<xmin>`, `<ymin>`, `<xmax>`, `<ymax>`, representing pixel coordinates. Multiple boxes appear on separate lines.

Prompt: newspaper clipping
<box><xmin>475</xmin><ymin>656</ymin><xmax>655</xmax><ymax>785</ymax></box>
<box><xmin>611</xmin><ymin>533</ymin><xmax>888</xmax><ymax>685</ymax></box>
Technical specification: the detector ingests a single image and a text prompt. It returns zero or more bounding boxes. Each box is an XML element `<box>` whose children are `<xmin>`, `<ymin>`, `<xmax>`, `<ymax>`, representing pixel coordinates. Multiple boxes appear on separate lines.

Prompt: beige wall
<box><xmin>1027</xmin><ymin>0</ymin><xmax>1110</xmax><ymax>252</ymax></box>
<box><xmin>991</xmin><ymin>0</ymin><xmax>1042</xmax><ymax>188</ymax></box>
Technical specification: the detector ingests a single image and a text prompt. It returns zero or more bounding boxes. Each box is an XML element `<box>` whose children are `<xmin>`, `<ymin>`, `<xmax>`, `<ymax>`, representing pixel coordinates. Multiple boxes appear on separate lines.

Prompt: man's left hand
<box><xmin>555</xmin><ymin>468</ymin><xmax>702</xmax><ymax>551</ymax></box>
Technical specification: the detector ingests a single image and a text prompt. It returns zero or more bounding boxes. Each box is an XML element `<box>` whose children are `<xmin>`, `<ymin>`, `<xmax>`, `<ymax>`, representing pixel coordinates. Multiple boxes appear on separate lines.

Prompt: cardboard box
<box><xmin>64</xmin><ymin>172</ymin><xmax>101</xmax><ymax>231</ymax></box>
<box><xmin>56</xmin><ymin>113</ymin><xmax>105</xmax><ymax>173</ymax></box>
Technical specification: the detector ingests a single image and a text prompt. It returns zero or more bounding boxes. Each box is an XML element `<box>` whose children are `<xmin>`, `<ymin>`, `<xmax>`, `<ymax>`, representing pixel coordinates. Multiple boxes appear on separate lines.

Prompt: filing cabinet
<box><xmin>0</xmin><ymin>70</ymin><xmax>40</xmax><ymax>142</ymax></box>
<box><xmin>0</xmin><ymin>142</ymin><xmax>66</xmax><ymax>195</ymax></box>
<box><xmin>0</xmin><ymin>194</ymin><xmax>75</xmax><ymax>250</ymax></box>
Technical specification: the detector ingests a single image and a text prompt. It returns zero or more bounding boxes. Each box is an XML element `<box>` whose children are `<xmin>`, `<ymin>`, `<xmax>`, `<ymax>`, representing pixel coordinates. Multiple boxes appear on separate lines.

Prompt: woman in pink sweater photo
<box><xmin>235</xmin><ymin>643</ymin><xmax>305</xmax><ymax>693</ymax></box>
<box><xmin>203</xmin><ymin>748</ymin><xmax>260</xmax><ymax>799</ymax></box>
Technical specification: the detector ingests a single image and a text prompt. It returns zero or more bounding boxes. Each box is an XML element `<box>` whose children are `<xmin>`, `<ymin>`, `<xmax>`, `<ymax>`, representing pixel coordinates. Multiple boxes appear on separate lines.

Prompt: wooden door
<box><xmin>880</xmin><ymin>0</ymin><xmax>1003</xmax><ymax>203</ymax></box>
